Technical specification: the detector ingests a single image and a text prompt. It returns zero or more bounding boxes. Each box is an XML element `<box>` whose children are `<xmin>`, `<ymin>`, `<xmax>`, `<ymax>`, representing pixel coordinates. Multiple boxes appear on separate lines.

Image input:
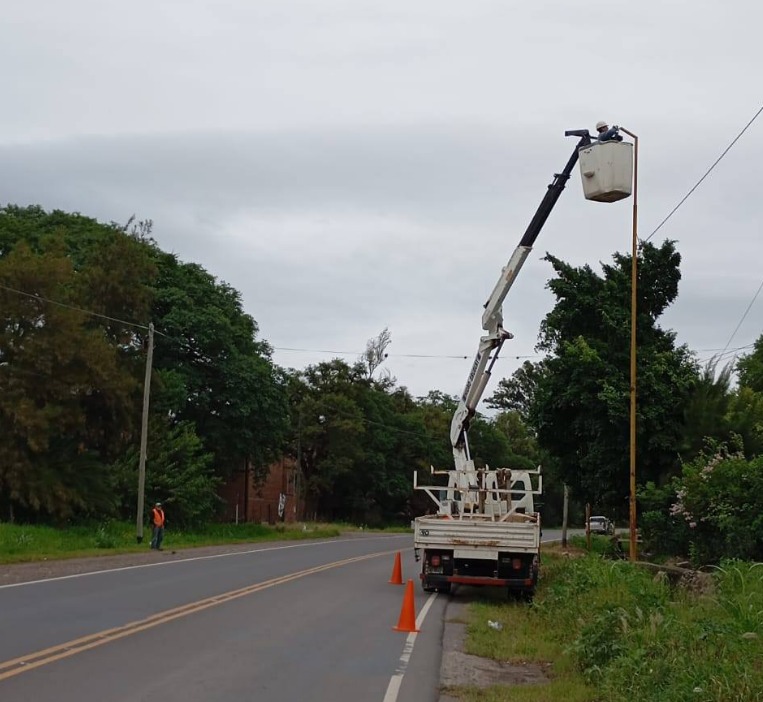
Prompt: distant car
<box><xmin>589</xmin><ymin>516</ymin><xmax>615</xmax><ymax>536</ymax></box>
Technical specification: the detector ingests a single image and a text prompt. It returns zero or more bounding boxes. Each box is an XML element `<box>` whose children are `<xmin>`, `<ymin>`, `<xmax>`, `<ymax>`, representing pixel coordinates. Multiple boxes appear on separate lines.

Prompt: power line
<box><xmin>273</xmin><ymin>346</ymin><xmax>541</xmax><ymax>361</ymax></box>
<box><xmin>274</xmin><ymin>346</ymin><xmax>468</xmax><ymax>359</ymax></box>
<box><xmin>645</xmin><ymin>101</ymin><xmax>763</xmax><ymax>243</ymax></box>
<box><xmin>0</xmin><ymin>282</ymin><xmax>153</xmax><ymax>332</ymax></box>
<box><xmin>720</xmin><ymin>277</ymin><xmax>763</xmax><ymax>355</ymax></box>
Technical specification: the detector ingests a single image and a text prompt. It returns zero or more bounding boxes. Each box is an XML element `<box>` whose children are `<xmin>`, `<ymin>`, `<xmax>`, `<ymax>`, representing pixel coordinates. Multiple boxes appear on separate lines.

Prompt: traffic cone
<box><xmin>388</xmin><ymin>551</ymin><xmax>403</xmax><ymax>585</ymax></box>
<box><xmin>393</xmin><ymin>579</ymin><xmax>420</xmax><ymax>632</ymax></box>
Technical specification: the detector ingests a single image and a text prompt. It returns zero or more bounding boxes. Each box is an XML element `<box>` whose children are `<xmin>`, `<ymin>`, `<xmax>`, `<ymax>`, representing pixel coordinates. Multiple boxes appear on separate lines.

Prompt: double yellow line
<box><xmin>0</xmin><ymin>549</ymin><xmax>394</xmax><ymax>683</ymax></box>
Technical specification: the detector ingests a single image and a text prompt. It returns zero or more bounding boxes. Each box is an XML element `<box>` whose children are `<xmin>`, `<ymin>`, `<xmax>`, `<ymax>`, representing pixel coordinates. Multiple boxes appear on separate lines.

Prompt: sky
<box><xmin>1</xmin><ymin>0</ymin><xmax>761</xmax><ymax>401</ymax></box>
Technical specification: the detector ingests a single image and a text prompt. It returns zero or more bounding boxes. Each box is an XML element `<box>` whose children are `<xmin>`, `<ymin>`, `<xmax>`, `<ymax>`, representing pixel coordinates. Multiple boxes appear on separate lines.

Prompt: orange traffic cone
<box><xmin>388</xmin><ymin>551</ymin><xmax>403</xmax><ymax>585</ymax></box>
<box><xmin>393</xmin><ymin>579</ymin><xmax>420</xmax><ymax>632</ymax></box>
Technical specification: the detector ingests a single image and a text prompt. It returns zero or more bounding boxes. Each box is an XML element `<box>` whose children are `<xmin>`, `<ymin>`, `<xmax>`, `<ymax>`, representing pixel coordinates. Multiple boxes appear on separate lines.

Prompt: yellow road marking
<box><xmin>0</xmin><ymin>549</ymin><xmax>396</xmax><ymax>682</ymax></box>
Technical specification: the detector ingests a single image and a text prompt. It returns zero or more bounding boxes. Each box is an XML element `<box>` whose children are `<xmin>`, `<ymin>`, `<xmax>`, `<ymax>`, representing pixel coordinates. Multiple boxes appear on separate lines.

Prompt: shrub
<box><xmin>670</xmin><ymin>446</ymin><xmax>763</xmax><ymax>564</ymax></box>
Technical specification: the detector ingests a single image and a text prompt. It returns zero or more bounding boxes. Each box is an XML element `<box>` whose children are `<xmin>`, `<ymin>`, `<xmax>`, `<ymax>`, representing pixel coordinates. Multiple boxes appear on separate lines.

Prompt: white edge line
<box><xmin>0</xmin><ymin>534</ymin><xmax>411</xmax><ymax>590</ymax></box>
<box><xmin>382</xmin><ymin>592</ymin><xmax>437</xmax><ymax>702</ymax></box>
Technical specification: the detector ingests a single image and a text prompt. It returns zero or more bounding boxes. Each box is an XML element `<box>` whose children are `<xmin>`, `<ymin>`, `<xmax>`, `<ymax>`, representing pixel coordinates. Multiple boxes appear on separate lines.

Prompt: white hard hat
<box><xmin>595</xmin><ymin>120</ymin><xmax>608</xmax><ymax>131</ymax></box>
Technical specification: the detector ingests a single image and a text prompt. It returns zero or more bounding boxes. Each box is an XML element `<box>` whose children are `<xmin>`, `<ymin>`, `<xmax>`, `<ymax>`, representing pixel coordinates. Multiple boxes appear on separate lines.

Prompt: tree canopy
<box><xmin>6</xmin><ymin>204</ymin><xmax>762</xmax><ymax>540</ymax></box>
<box><xmin>0</xmin><ymin>206</ymin><xmax>288</xmax><ymax>524</ymax></box>
<box><xmin>495</xmin><ymin>240</ymin><xmax>698</xmax><ymax>512</ymax></box>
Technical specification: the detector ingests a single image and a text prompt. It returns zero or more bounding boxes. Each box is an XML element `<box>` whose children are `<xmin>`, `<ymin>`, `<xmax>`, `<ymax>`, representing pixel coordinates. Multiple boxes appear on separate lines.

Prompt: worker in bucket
<box><xmin>595</xmin><ymin>120</ymin><xmax>623</xmax><ymax>143</ymax></box>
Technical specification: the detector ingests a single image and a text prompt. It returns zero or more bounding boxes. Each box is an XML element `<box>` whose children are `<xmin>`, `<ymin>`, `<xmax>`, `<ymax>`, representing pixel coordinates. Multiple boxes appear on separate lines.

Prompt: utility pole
<box><xmin>561</xmin><ymin>484</ymin><xmax>569</xmax><ymax>548</ymax></box>
<box><xmin>136</xmin><ymin>322</ymin><xmax>155</xmax><ymax>544</ymax></box>
<box><xmin>620</xmin><ymin>126</ymin><xmax>639</xmax><ymax>563</ymax></box>
<box><xmin>295</xmin><ymin>410</ymin><xmax>302</xmax><ymax>521</ymax></box>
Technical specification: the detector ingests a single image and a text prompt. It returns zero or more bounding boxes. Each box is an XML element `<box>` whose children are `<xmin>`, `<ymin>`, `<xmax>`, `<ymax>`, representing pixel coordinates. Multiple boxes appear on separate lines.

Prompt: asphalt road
<box><xmin>0</xmin><ymin>533</ymin><xmax>446</xmax><ymax>702</ymax></box>
<box><xmin>0</xmin><ymin>529</ymin><xmax>576</xmax><ymax>702</ymax></box>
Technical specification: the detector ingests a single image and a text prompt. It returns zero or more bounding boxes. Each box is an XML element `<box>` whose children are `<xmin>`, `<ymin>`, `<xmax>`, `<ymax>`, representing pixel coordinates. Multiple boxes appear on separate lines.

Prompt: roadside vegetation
<box><xmin>0</xmin><ymin>520</ymin><xmax>342</xmax><ymax>564</ymax></box>
<box><xmin>448</xmin><ymin>551</ymin><xmax>763</xmax><ymax>702</ymax></box>
<box><xmin>1</xmin><ymin>206</ymin><xmax>547</xmax><ymax>532</ymax></box>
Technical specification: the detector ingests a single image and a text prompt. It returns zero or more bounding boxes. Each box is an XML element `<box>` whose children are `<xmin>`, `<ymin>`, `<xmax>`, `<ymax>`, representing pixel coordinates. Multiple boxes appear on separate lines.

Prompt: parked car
<box><xmin>589</xmin><ymin>516</ymin><xmax>615</xmax><ymax>536</ymax></box>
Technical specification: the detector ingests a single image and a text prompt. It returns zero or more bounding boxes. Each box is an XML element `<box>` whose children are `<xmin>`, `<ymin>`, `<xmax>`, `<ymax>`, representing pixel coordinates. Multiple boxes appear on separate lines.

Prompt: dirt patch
<box><xmin>438</xmin><ymin>600</ymin><xmax>550</xmax><ymax>701</ymax></box>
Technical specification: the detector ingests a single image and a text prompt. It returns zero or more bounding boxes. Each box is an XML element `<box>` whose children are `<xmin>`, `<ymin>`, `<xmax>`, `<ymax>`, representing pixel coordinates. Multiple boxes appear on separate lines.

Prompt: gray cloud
<box><xmin>1</xmin><ymin>0</ymin><xmax>762</xmax><ymax>399</ymax></box>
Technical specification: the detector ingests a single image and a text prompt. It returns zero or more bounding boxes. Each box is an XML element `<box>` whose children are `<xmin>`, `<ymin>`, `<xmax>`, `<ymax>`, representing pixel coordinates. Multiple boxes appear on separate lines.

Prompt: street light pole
<box><xmin>620</xmin><ymin>126</ymin><xmax>639</xmax><ymax>562</ymax></box>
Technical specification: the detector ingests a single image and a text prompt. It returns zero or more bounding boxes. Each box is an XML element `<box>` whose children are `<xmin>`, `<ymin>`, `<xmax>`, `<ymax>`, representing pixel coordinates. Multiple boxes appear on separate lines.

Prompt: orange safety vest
<box><xmin>151</xmin><ymin>507</ymin><xmax>165</xmax><ymax>527</ymax></box>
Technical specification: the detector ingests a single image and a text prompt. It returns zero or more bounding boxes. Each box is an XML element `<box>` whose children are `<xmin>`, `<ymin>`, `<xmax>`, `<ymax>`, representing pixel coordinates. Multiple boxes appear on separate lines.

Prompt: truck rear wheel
<box><xmin>509</xmin><ymin>587</ymin><xmax>534</xmax><ymax>603</ymax></box>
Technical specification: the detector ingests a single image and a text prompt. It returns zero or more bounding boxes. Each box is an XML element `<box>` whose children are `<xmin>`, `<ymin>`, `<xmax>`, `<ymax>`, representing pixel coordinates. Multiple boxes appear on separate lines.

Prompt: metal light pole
<box><xmin>619</xmin><ymin>126</ymin><xmax>639</xmax><ymax>562</ymax></box>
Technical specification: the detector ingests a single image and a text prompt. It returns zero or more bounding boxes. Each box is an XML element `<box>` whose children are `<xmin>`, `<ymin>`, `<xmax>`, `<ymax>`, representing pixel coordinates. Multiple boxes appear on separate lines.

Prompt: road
<box><xmin>0</xmin><ymin>533</ymin><xmax>445</xmax><ymax>702</ymax></box>
<box><xmin>0</xmin><ymin>529</ymin><xmax>572</xmax><ymax>702</ymax></box>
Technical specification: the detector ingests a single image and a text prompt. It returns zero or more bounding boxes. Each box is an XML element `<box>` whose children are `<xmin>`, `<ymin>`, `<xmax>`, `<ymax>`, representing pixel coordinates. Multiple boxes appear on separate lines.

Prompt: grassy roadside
<box><xmin>0</xmin><ymin>520</ymin><xmax>354</xmax><ymax>564</ymax></box>
<box><xmin>447</xmin><ymin>545</ymin><xmax>763</xmax><ymax>702</ymax></box>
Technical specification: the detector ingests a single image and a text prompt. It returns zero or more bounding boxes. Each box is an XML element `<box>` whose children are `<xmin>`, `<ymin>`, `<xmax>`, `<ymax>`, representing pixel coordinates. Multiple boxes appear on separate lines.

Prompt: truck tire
<box><xmin>422</xmin><ymin>579</ymin><xmax>436</xmax><ymax>593</ymax></box>
<box><xmin>508</xmin><ymin>587</ymin><xmax>534</xmax><ymax>603</ymax></box>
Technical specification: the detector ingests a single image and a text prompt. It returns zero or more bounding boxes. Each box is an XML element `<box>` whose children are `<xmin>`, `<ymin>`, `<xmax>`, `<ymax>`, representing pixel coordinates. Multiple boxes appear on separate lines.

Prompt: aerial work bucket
<box><xmin>577</xmin><ymin>140</ymin><xmax>633</xmax><ymax>202</ymax></box>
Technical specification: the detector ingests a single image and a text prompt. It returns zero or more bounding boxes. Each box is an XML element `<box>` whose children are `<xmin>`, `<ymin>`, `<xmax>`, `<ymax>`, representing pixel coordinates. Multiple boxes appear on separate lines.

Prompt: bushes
<box><xmin>641</xmin><ymin>445</ymin><xmax>763</xmax><ymax>565</ymax></box>
<box><xmin>675</xmin><ymin>448</ymin><xmax>763</xmax><ymax>564</ymax></box>
<box><xmin>539</xmin><ymin>555</ymin><xmax>763</xmax><ymax>701</ymax></box>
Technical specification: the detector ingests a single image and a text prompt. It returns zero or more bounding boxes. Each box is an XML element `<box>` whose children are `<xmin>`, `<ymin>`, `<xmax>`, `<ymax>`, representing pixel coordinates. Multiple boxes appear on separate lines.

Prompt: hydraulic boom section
<box><xmin>450</xmin><ymin>130</ymin><xmax>594</xmax><ymax>469</ymax></box>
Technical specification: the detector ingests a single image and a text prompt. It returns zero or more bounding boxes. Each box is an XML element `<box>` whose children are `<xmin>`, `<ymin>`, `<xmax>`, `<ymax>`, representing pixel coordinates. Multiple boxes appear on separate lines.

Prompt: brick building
<box><xmin>218</xmin><ymin>457</ymin><xmax>303</xmax><ymax>524</ymax></box>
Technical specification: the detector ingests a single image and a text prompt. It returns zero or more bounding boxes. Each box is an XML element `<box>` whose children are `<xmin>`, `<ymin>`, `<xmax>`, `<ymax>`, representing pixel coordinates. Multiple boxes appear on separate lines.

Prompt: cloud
<box><xmin>1</xmin><ymin>0</ymin><xmax>762</xmax><ymax>401</ymax></box>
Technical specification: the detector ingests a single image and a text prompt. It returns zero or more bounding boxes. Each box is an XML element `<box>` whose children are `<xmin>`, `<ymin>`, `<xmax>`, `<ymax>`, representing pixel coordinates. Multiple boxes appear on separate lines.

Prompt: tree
<box><xmin>0</xmin><ymin>237</ymin><xmax>140</xmax><ymax>520</ymax></box>
<box><xmin>112</xmin><ymin>418</ymin><xmax>221</xmax><ymax>527</ymax></box>
<box><xmin>736</xmin><ymin>335</ymin><xmax>763</xmax><ymax>392</ymax></box>
<box><xmin>529</xmin><ymin>240</ymin><xmax>697</xmax><ymax>511</ymax></box>
<box><xmin>360</xmin><ymin>327</ymin><xmax>392</xmax><ymax>379</ymax></box>
<box><xmin>0</xmin><ymin>205</ymin><xmax>289</xmax><ymax>522</ymax></box>
<box><xmin>486</xmin><ymin>360</ymin><xmax>546</xmax><ymax>420</ymax></box>
<box><xmin>147</xmin><ymin>251</ymin><xmax>290</xmax><ymax>482</ymax></box>
<box><xmin>679</xmin><ymin>359</ymin><xmax>733</xmax><ymax>461</ymax></box>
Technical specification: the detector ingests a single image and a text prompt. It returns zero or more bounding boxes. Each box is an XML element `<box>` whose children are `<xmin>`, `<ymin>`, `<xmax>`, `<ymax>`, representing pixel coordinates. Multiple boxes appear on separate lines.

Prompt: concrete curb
<box><xmin>438</xmin><ymin>597</ymin><xmax>468</xmax><ymax>702</ymax></box>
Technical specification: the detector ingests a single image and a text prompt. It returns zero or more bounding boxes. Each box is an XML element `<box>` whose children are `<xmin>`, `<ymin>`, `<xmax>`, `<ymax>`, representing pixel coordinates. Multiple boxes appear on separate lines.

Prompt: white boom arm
<box><xmin>450</xmin><ymin>245</ymin><xmax>531</xmax><ymax>468</ymax></box>
<box><xmin>449</xmin><ymin>131</ymin><xmax>593</xmax><ymax>471</ymax></box>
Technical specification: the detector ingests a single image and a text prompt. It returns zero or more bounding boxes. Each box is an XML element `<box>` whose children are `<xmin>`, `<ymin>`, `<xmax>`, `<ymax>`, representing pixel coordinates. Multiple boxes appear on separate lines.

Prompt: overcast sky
<box><xmin>1</xmin><ymin>1</ymin><xmax>761</xmax><ymax>401</ymax></box>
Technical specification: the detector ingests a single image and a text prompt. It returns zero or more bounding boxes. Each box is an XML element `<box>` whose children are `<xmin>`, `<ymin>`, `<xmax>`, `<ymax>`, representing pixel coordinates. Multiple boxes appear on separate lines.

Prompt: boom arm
<box><xmin>450</xmin><ymin>130</ymin><xmax>593</xmax><ymax>468</ymax></box>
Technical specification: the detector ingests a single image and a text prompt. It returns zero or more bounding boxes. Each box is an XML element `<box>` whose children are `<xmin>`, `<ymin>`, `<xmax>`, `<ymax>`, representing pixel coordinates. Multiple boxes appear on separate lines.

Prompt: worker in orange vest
<box><xmin>150</xmin><ymin>502</ymin><xmax>166</xmax><ymax>550</ymax></box>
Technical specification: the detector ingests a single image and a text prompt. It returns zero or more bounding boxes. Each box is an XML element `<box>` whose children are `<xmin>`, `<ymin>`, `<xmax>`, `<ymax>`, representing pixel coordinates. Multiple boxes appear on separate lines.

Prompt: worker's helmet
<box><xmin>155</xmin><ymin>502</ymin><xmax>162</xmax><ymax>507</ymax></box>
<box><xmin>595</xmin><ymin>120</ymin><xmax>608</xmax><ymax>132</ymax></box>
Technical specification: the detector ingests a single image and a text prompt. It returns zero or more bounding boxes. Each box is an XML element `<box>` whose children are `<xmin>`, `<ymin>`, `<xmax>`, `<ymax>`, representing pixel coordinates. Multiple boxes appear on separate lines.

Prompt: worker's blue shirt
<box><xmin>597</xmin><ymin>127</ymin><xmax>623</xmax><ymax>142</ymax></box>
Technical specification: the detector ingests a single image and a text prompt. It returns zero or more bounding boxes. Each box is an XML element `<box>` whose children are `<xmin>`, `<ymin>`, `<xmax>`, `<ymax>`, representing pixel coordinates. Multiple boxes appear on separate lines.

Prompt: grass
<box><xmin>449</xmin><ymin>550</ymin><xmax>763</xmax><ymax>702</ymax></box>
<box><xmin>0</xmin><ymin>520</ymin><xmax>344</xmax><ymax>564</ymax></box>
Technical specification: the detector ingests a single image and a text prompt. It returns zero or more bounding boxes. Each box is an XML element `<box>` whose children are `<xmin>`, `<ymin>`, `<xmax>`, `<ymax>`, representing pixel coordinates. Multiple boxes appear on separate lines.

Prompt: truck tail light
<box><xmin>512</xmin><ymin>558</ymin><xmax>522</xmax><ymax>570</ymax></box>
<box><xmin>431</xmin><ymin>555</ymin><xmax>441</xmax><ymax>567</ymax></box>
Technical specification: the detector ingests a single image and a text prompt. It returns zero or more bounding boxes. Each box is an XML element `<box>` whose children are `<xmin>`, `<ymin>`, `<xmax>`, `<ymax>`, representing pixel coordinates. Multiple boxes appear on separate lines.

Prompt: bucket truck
<box><xmin>413</xmin><ymin>128</ymin><xmax>631</xmax><ymax>598</ymax></box>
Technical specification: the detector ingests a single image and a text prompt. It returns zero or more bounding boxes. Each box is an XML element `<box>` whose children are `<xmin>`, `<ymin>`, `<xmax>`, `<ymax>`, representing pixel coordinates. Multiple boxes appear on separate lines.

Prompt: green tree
<box><xmin>486</xmin><ymin>360</ymin><xmax>546</xmax><ymax>420</ymax></box>
<box><xmin>0</xmin><ymin>238</ymin><xmax>139</xmax><ymax>520</ymax></box>
<box><xmin>147</xmin><ymin>251</ymin><xmax>290</xmax><ymax>482</ymax></box>
<box><xmin>112</xmin><ymin>418</ymin><xmax>221</xmax><ymax>527</ymax></box>
<box><xmin>0</xmin><ymin>205</ymin><xmax>289</xmax><ymax>524</ymax></box>
<box><xmin>286</xmin><ymin>359</ymin><xmax>445</xmax><ymax>524</ymax></box>
<box><xmin>492</xmin><ymin>410</ymin><xmax>542</xmax><ymax>470</ymax></box>
<box><xmin>725</xmin><ymin>387</ymin><xmax>763</xmax><ymax>458</ymax></box>
<box><xmin>679</xmin><ymin>359</ymin><xmax>732</xmax><ymax>460</ymax></box>
<box><xmin>736</xmin><ymin>335</ymin><xmax>763</xmax><ymax>392</ymax></box>
<box><xmin>530</xmin><ymin>240</ymin><xmax>697</xmax><ymax>511</ymax></box>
